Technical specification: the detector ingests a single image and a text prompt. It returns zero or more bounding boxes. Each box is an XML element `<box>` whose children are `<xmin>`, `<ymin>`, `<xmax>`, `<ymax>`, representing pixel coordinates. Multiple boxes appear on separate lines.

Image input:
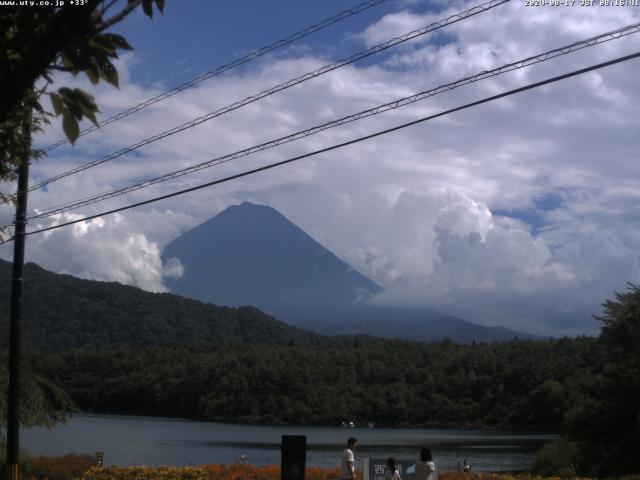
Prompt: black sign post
<box><xmin>281</xmin><ymin>435</ymin><xmax>306</xmax><ymax>480</ymax></box>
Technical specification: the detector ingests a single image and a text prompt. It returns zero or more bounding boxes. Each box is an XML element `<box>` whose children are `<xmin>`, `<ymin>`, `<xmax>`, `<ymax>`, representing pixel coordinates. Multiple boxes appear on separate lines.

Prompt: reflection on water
<box><xmin>22</xmin><ymin>414</ymin><xmax>556</xmax><ymax>472</ymax></box>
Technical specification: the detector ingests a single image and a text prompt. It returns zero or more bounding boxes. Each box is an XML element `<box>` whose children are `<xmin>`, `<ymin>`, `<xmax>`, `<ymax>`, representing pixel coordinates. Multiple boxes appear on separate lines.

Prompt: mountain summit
<box><xmin>162</xmin><ymin>202</ymin><xmax>540</xmax><ymax>342</ymax></box>
<box><xmin>162</xmin><ymin>202</ymin><xmax>382</xmax><ymax>318</ymax></box>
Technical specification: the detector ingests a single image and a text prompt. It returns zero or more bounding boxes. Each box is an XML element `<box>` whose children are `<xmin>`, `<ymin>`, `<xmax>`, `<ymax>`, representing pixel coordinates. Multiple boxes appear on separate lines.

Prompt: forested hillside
<box><xmin>0</xmin><ymin>260</ymin><xmax>329</xmax><ymax>350</ymax></box>
<box><xmin>22</xmin><ymin>337</ymin><xmax>598</xmax><ymax>429</ymax></box>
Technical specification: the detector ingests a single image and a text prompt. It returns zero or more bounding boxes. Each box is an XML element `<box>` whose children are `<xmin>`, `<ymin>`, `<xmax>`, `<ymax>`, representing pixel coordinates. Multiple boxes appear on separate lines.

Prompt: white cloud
<box><xmin>2</xmin><ymin>1</ymin><xmax>640</xmax><ymax>335</ymax></box>
<box><xmin>314</xmin><ymin>186</ymin><xmax>635</xmax><ymax>337</ymax></box>
<box><xmin>162</xmin><ymin>257</ymin><xmax>184</xmax><ymax>280</ymax></box>
<box><xmin>28</xmin><ymin>212</ymin><xmax>168</xmax><ymax>292</ymax></box>
<box><xmin>0</xmin><ymin>209</ymin><xmax>197</xmax><ymax>293</ymax></box>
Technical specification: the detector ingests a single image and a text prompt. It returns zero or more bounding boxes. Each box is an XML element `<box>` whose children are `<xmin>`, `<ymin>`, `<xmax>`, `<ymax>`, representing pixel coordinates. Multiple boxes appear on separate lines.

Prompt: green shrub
<box><xmin>531</xmin><ymin>438</ymin><xmax>578</xmax><ymax>478</ymax></box>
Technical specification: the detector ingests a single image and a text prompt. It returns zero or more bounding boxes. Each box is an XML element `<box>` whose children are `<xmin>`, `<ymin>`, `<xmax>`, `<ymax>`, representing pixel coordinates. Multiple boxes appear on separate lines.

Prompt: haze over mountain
<box><xmin>162</xmin><ymin>202</ymin><xmax>540</xmax><ymax>342</ymax></box>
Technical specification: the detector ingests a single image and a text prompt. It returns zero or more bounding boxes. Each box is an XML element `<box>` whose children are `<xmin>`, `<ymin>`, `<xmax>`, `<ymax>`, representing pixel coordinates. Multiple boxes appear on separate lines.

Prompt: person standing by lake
<box><xmin>385</xmin><ymin>457</ymin><xmax>401</xmax><ymax>480</ymax></box>
<box><xmin>341</xmin><ymin>437</ymin><xmax>358</xmax><ymax>480</ymax></box>
<box><xmin>415</xmin><ymin>447</ymin><xmax>436</xmax><ymax>480</ymax></box>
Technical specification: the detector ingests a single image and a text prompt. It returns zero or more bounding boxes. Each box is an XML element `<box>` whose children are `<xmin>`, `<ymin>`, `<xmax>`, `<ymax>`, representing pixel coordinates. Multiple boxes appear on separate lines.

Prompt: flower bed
<box><xmin>22</xmin><ymin>459</ymin><xmax>631</xmax><ymax>480</ymax></box>
<box><xmin>78</xmin><ymin>464</ymin><xmax>341</xmax><ymax>480</ymax></box>
<box><xmin>23</xmin><ymin>453</ymin><xmax>95</xmax><ymax>480</ymax></box>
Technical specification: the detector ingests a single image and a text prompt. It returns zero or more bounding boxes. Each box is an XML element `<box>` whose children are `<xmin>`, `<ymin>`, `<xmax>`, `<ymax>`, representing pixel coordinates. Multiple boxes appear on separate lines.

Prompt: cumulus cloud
<box><xmin>0</xmin><ymin>209</ymin><xmax>197</xmax><ymax>293</ymax></box>
<box><xmin>2</xmin><ymin>1</ymin><xmax>640</xmax><ymax>335</ymax></box>
<box><xmin>27</xmin><ymin>213</ymin><xmax>167</xmax><ymax>292</ymax></box>
<box><xmin>278</xmin><ymin>186</ymin><xmax>635</xmax><ymax>337</ymax></box>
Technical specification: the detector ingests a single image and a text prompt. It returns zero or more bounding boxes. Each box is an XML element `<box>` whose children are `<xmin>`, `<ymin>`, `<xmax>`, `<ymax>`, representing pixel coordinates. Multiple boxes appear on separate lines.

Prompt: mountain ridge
<box><xmin>161</xmin><ymin>202</ymin><xmax>541</xmax><ymax>342</ymax></box>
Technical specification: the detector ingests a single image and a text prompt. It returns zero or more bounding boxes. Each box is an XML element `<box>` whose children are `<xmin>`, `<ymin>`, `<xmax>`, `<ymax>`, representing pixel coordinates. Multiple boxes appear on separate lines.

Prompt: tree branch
<box><xmin>35</xmin><ymin>78</ymin><xmax>52</xmax><ymax>99</ymax></box>
<box><xmin>102</xmin><ymin>0</ymin><xmax>120</xmax><ymax>14</ymax></box>
<box><xmin>96</xmin><ymin>0</ymin><xmax>142</xmax><ymax>32</ymax></box>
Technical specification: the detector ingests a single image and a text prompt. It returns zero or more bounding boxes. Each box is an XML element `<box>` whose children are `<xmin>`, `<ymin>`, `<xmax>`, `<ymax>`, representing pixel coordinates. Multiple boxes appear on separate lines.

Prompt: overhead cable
<box><xmin>41</xmin><ymin>0</ymin><xmax>393</xmax><ymax>153</ymax></box>
<box><xmin>27</xmin><ymin>22</ymin><xmax>640</xmax><ymax>221</ymax></box>
<box><xmin>27</xmin><ymin>0</ymin><xmax>510</xmax><ymax>194</ymax></box>
<box><xmin>0</xmin><ymin>50</ymin><xmax>634</xmax><ymax>246</ymax></box>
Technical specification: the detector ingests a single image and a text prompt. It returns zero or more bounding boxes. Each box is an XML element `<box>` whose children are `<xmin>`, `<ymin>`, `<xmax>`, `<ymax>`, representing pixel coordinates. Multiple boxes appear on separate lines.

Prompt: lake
<box><xmin>22</xmin><ymin>414</ymin><xmax>556</xmax><ymax>472</ymax></box>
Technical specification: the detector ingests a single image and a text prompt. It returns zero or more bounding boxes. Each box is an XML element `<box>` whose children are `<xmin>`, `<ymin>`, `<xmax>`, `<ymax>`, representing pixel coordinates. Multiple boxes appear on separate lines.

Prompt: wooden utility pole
<box><xmin>6</xmin><ymin>108</ymin><xmax>32</xmax><ymax>480</ymax></box>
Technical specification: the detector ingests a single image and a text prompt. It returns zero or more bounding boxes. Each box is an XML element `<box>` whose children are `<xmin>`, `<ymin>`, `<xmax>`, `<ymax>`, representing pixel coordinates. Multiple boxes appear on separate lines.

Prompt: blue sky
<box><xmin>493</xmin><ymin>193</ymin><xmax>565</xmax><ymax>235</ymax></box>
<box><xmin>112</xmin><ymin>0</ymin><xmax>406</xmax><ymax>86</ymax></box>
<box><xmin>2</xmin><ymin>0</ymin><xmax>640</xmax><ymax>336</ymax></box>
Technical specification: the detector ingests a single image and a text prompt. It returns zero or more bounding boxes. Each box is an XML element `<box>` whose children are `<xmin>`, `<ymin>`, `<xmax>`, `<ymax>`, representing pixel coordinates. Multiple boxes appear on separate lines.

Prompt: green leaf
<box><xmin>61</xmin><ymin>53</ymin><xmax>79</xmax><ymax>76</ymax></box>
<box><xmin>50</xmin><ymin>93</ymin><xmax>64</xmax><ymax>116</ymax></box>
<box><xmin>61</xmin><ymin>53</ymin><xmax>73</xmax><ymax>69</ymax></box>
<box><xmin>61</xmin><ymin>110</ymin><xmax>79</xmax><ymax>145</ymax></box>
<box><xmin>66</xmin><ymin>100</ymin><xmax>83</xmax><ymax>120</ymax></box>
<box><xmin>154</xmin><ymin>0</ymin><xmax>165</xmax><ymax>13</ymax></box>
<box><xmin>58</xmin><ymin>87</ymin><xmax>73</xmax><ymax>97</ymax></box>
<box><xmin>141</xmin><ymin>0</ymin><xmax>153</xmax><ymax>18</ymax></box>
<box><xmin>98</xmin><ymin>59</ymin><xmax>119</xmax><ymax>88</ymax></box>
<box><xmin>90</xmin><ymin>35</ymin><xmax>118</xmax><ymax>58</ymax></box>
<box><xmin>79</xmin><ymin>104</ymin><xmax>99</xmax><ymax>128</ymax></box>
<box><xmin>103</xmin><ymin>33</ymin><xmax>133</xmax><ymax>51</ymax></box>
<box><xmin>85</xmin><ymin>58</ymin><xmax>100</xmax><ymax>85</ymax></box>
<box><xmin>73</xmin><ymin>90</ymin><xmax>100</xmax><ymax>128</ymax></box>
<box><xmin>61</xmin><ymin>47</ymin><xmax>89</xmax><ymax>73</ymax></box>
<box><xmin>72</xmin><ymin>89</ymin><xmax>97</xmax><ymax>112</ymax></box>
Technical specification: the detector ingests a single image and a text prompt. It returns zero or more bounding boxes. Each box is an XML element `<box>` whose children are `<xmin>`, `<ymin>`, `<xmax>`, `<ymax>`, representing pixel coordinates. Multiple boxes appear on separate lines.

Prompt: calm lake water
<box><xmin>22</xmin><ymin>414</ymin><xmax>556</xmax><ymax>472</ymax></box>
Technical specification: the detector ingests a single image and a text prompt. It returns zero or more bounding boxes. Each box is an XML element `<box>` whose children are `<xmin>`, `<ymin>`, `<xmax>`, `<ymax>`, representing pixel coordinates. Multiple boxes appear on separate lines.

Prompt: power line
<box><xmin>1</xmin><ymin>50</ymin><xmax>634</xmax><ymax>245</ymax></box>
<box><xmin>27</xmin><ymin>22</ymin><xmax>640</xmax><ymax>221</ymax></box>
<box><xmin>41</xmin><ymin>0</ymin><xmax>392</xmax><ymax>153</ymax></box>
<box><xmin>27</xmin><ymin>0</ymin><xmax>510</xmax><ymax>194</ymax></box>
<box><xmin>31</xmin><ymin>0</ymin><xmax>508</xmax><ymax>191</ymax></box>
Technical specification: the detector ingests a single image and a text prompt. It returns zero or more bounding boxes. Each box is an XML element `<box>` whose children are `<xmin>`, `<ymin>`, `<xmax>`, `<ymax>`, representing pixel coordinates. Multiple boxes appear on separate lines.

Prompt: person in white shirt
<box><xmin>415</xmin><ymin>447</ymin><xmax>436</xmax><ymax>480</ymax></box>
<box><xmin>341</xmin><ymin>437</ymin><xmax>358</xmax><ymax>480</ymax></box>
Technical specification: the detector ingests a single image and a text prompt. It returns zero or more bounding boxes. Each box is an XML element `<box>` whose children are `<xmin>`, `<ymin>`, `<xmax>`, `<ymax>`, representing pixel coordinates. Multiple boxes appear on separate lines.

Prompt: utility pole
<box><xmin>6</xmin><ymin>107</ymin><xmax>32</xmax><ymax>480</ymax></box>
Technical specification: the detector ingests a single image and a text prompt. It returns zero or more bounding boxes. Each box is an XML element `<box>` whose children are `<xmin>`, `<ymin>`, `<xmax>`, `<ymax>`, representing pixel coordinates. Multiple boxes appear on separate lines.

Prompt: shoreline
<box><xmin>68</xmin><ymin>412</ymin><xmax>560</xmax><ymax>435</ymax></box>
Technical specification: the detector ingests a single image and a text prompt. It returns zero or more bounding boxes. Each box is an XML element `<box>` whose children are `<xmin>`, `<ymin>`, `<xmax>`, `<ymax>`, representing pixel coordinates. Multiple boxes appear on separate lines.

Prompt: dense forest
<box><xmin>1</xmin><ymin>259</ymin><xmax>639</xmax><ymax>476</ymax></box>
<box><xmin>0</xmin><ymin>260</ymin><xmax>334</xmax><ymax>350</ymax></box>
<box><xmin>17</xmin><ymin>337</ymin><xmax>598</xmax><ymax>429</ymax></box>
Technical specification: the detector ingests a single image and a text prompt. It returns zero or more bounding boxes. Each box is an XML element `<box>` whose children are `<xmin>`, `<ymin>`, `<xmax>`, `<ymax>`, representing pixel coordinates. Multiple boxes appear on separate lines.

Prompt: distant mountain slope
<box><xmin>0</xmin><ymin>260</ymin><xmax>328</xmax><ymax>351</ymax></box>
<box><xmin>162</xmin><ymin>201</ymin><xmax>383</xmax><ymax>312</ymax></box>
<box><xmin>161</xmin><ymin>202</ymin><xmax>541</xmax><ymax>342</ymax></box>
<box><xmin>300</xmin><ymin>305</ymin><xmax>542</xmax><ymax>342</ymax></box>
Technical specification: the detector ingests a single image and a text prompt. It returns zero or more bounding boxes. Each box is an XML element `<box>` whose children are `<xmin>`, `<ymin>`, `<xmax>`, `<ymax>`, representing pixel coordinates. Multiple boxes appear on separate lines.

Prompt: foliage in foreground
<box><xmin>75</xmin><ymin>465</ymin><xmax>611</xmax><ymax>480</ymax></box>
<box><xmin>530</xmin><ymin>439</ymin><xmax>578</xmax><ymax>478</ymax></box>
<box><xmin>0</xmin><ymin>364</ymin><xmax>76</xmax><ymax>431</ymax></box>
<box><xmin>564</xmin><ymin>284</ymin><xmax>640</xmax><ymax>477</ymax></box>
<box><xmin>5</xmin><ymin>453</ymin><xmax>640</xmax><ymax>480</ymax></box>
<box><xmin>0</xmin><ymin>0</ymin><xmax>166</xmax><ymax>241</ymax></box>
<box><xmin>78</xmin><ymin>464</ymin><xmax>340</xmax><ymax>480</ymax></box>
<box><xmin>23</xmin><ymin>453</ymin><xmax>95</xmax><ymax>480</ymax></box>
